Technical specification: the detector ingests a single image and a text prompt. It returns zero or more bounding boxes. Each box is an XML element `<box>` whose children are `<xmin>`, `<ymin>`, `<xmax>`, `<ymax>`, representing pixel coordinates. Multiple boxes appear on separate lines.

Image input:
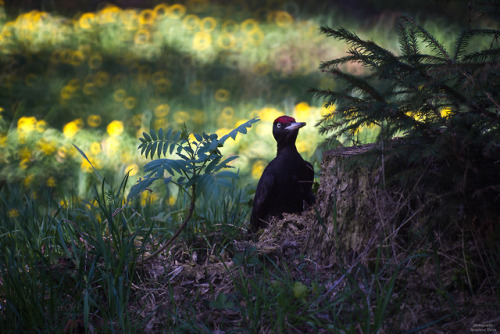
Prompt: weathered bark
<box><xmin>304</xmin><ymin>144</ymin><xmax>383</xmax><ymax>262</ymax></box>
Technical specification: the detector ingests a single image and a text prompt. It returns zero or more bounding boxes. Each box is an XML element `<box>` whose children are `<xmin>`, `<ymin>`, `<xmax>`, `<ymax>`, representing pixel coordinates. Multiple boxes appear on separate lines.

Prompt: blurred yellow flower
<box><xmin>132</xmin><ymin>114</ymin><xmax>143</xmax><ymax>127</ymax></box>
<box><xmin>103</xmin><ymin>137</ymin><xmax>120</xmax><ymax>154</ymax></box>
<box><xmin>120</xmin><ymin>9</ymin><xmax>139</xmax><ymax>30</ymax></box>
<box><xmin>134</xmin><ymin>29</ymin><xmax>150</xmax><ymax>45</ymax></box>
<box><xmin>20</xmin><ymin>158</ymin><xmax>30</xmax><ymax>170</ymax></box>
<box><xmin>215</xmin><ymin>88</ymin><xmax>230</xmax><ymax>102</ymax></box>
<box><xmin>87</xmin><ymin>114</ymin><xmax>102</xmax><ymax>127</ymax></box>
<box><xmin>154</xmin><ymin>104</ymin><xmax>170</xmax><ymax>117</ymax></box>
<box><xmin>94</xmin><ymin>71</ymin><xmax>109</xmax><ymax>87</ymax></box>
<box><xmin>215</xmin><ymin>127</ymin><xmax>230</xmax><ymax>138</ymax></box>
<box><xmin>191</xmin><ymin>110</ymin><xmax>206</xmax><ymax>125</ymax></box>
<box><xmin>155</xmin><ymin>78</ymin><xmax>171</xmax><ymax>93</ymax></box>
<box><xmin>83</xmin><ymin>82</ymin><xmax>95</xmax><ymax>95</ymax></box>
<box><xmin>440</xmin><ymin>107</ymin><xmax>452</xmax><ymax>118</ymax></box>
<box><xmin>246</xmin><ymin>29</ymin><xmax>264</xmax><ymax>46</ymax></box>
<box><xmin>79</xmin><ymin>12</ymin><xmax>95</xmax><ymax>29</ymax></box>
<box><xmin>296</xmin><ymin>139</ymin><xmax>312</xmax><ymax>154</ymax></box>
<box><xmin>46</xmin><ymin>176</ymin><xmax>56</xmax><ymax>187</ymax></box>
<box><xmin>140</xmin><ymin>191</ymin><xmax>159</xmax><ymax>206</ymax></box>
<box><xmin>222</xmin><ymin>20</ymin><xmax>239</xmax><ymax>33</ymax></box>
<box><xmin>405</xmin><ymin>111</ymin><xmax>426</xmax><ymax>123</ymax></box>
<box><xmin>173</xmin><ymin>111</ymin><xmax>190</xmax><ymax>124</ymax></box>
<box><xmin>63</xmin><ymin>121</ymin><xmax>79</xmax><ymax>138</ymax></box>
<box><xmin>167</xmin><ymin>195</ymin><xmax>176</xmax><ymax>206</ymax></box>
<box><xmin>182</xmin><ymin>14</ymin><xmax>200</xmax><ymax>31</ymax></box>
<box><xmin>258</xmin><ymin>107</ymin><xmax>283</xmax><ymax>122</ymax></box>
<box><xmin>217</xmin><ymin>33</ymin><xmax>236</xmax><ymax>49</ymax></box>
<box><xmin>17</xmin><ymin>116</ymin><xmax>37</xmax><ymax>134</ymax></box>
<box><xmin>167</xmin><ymin>4</ymin><xmax>186</xmax><ymax>19</ymax></box>
<box><xmin>251</xmin><ymin>160</ymin><xmax>266</xmax><ymax>180</ymax></box>
<box><xmin>320</xmin><ymin>104</ymin><xmax>336</xmax><ymax>118</ymax></box>
<box><xmin>273</xmin><ymin>11</ymin><xmax>293</xmax><ymax>27</ymax></box>
<box><xmin>88</xmin><ymin>54</ymin><xmax>102</xmax><ymax>69</ymax></box>
<box><xmin>113</xmin><ymin>89</ymin><xmax>126</xmax><ymax>102</ymax></box>
<box><xmin>124</xmin><ymin>96</ymin><xmax>137</xmax><ymax>109</ymax></box>
<box><xmin>24</xmin><ymin>174</ymin><xmax>34</xmax><ymax>186</ymax></box>
<box><xmin>153</xmin><ymin>118</ymin><xmax>168</xmax><ymax>131</ymax></box>
<box><xmin>125</xmin><ymin>163</ymin><xmax>139</xmax><ymax>176</ymax></box>
<box><xmin>8</xmin><ymin>209</ymin><xmax>19</xmax><ymax>218</ymax></box>
<box><xmin>71</xmin><ymin>50</ymin><xmax>85</xmax><ymax>66</ymax></box>
<box><xmin>107</xmin><ymin>120</ymin><xmax>124</xmax><ymax>137</ymax></box>
<box><xmin>200</xmin><ymin>17</ymin><xmax>217</xmax><ymax>32</ymax></box>
<box><xmin>38</xmin><ymin>139</ymin><xmax>57</xmax><ymax>155</ymax></box>
<box><xmin>81</xmin><ymin>156</ymin><xmax>100</xmax><ymax>173</ymax></box>
<box><xmin>294</xmin><ymin>102</ymin><xmax>311</xmax><ymax>120</ymax></box>
<box><xmin>0</xmin><ymin>134</ymin><xmax>6</xmax><ymax>147</ymax></box>
<box><xmin>241</xmin><ymin>18</ymin><xmax>259</xmax><ymax>33</ymax></box>
<box><xmin>139</xmin><ymin>9</ymin><xmax>155</xmax><ymax>26</ymax></box>
<box><xmin>90</xmin><ymin>142</ymin><xmax>101</xmax><ymax>155</ymax></box>
<box><xmin>36</xmin><ymin>120</ymin><xmax>47</xmax><ymax>132</ymax></box>
<box><xmin>154</xmin><ymin>4</ymin><xmax>169</xmax><ymax>20</ymax></box>
<box><xmin>193</xmin><ymin>31</ymin><xmax>212</xmax><ymax>51</ymax></box>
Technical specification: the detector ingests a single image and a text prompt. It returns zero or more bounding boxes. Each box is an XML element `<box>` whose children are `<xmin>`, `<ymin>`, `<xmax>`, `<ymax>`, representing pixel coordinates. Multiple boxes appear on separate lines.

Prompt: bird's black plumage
<box><xmin>250</xmin><ymin>116</ymin><xmax>315</xmax><ymax>232</ymax></box>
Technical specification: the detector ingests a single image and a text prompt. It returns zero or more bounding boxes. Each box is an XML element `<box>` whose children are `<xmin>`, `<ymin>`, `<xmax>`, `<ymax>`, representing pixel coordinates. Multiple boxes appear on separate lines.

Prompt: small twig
<box><xmin>139</xmin><ymin>186</ymin><xmax>196</xmax><ymax>264</ymax></box>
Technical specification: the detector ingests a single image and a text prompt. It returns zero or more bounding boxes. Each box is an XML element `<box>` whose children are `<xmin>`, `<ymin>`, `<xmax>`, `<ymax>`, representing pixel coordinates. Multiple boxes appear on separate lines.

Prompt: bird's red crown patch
<box><xmin>274</xmin><ymin>115</ymin><xmax>296</xmax><ymax>124</ymax></box>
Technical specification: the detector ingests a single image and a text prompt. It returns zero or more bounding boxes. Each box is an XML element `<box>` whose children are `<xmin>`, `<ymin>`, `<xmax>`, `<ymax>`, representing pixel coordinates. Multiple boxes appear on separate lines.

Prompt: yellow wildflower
<box><xmin>251</xmin><ymin>160</ymin><xmax>266</xmax><ymax>180</ymax></box>
<box><xmin>294</xmin><ymin>102</ymin><xmax>311</xmax><ymax>120</ymax></box>
<box><xmin>167</xmin><ymin>4</ymin><xmax>186</xmax><ymax>19</ymax></box>
<box><xmin>217</xmin><ymin>33</ymin><xmax>236</xmax><ymax>49</ymax></box>
<box><xmin>87</xmin><ymin>114</ymin><xmax>102</xmax><ymax>127</ymax></box>
<box><xmin>107</xmin><ymin>120</ymin><xmax>124</xmax><ymax>137</ymax></box>
<box><xmin>8</xmin><ymin>209</ymin><xmax>20</xmax><ymax>218</ymax></box>
<box><xmin>113</xmin><ymin>89</ymin><xmax>126</xmax><ymax>102</ymax></box>
<box><xmin>258</xmin><ymin>107</ymin><xmax>283</xmax><ymax>122</ymax></box>
<box><xmin>241</xmin><ymin>18</ymin><xmax>258</xmax><ymax>33</ymax></box>
<box><xmin>200</xmin><ymin>17</ymin><xmax>217</xmax><ymax>32</ymax></box>
<box><xmin>124</xmin><ymin>96</ymin><xmax>137</xmax><ymax>109</ymax></box>
<box><xmin>214</xmin><ymin>88</ymin><xmax>230</xmax><ymax>102</ymax></box>
<box><xmin>193</xmin><ymin>31</ymin><xmax>212</xmax><ymax>51</ymax></box>
<box><xmin>90</xmin><ymin>142</ymin><xmax>101</xmax><ymax>155</ymax></box>
<box><xmin>134</xmin><ymin>29</ymin><xmax>150</xmax><ymax>45</ymax></box>
<box><xmin>17</xmin><ymin>116</ymin><xmax>37</xmax><ymax>134</ymax></box>
<box><xmin>173</xmin><ymin>111</ymin><xmax>190</xmax><ymax>124</ymax></box>
<box><xmin>63</xmin><ymin>121</ymin><xmax>79</xmax><ymax>138</ymax></box>
<box><xmin>24</xmin><ymin>174</ymin><xmax>34</xmax><ymax>186</ymax></box>
<box><xmin>88</xmin><ymin>54</ymin><xmax>102</xmax><ymax>69</ymax></box>
<box><xmin>79</xmin><ymin>12</ymin><xmax>95</xmax><ymax>29</ymax></box>
<box><xmin>183</xmin><ymin>14</ymin><xmax>200</xmax><ymax>31</ymax></box>
<box><xmin>154</xmin><ymin>104</ymin><xmax>170</xmax><ymax>117</ymax></box>
<box><xmin>36</xmin><ymin>120</ymin><xmax>47</xmax><ymax>132</ymax></box>
<box><xmin>440</xmin><ymin>107</ymin><xmax>453</xmax><ymax>118</ymax></box>
<box><xmin>125</xmin><ymin>163</ymin><xmax>139</xmax><ymax>176</ymax></box>
<box><xmin>139</xmin><ymin>9</ymin><xmax>155</xmax><ymax>26</ymax></box>
<box><xmin>37</xmin><ymin>139</ymin><xmax>57</xmax><ymax>155</ymax></box>
<box><xmin>46</xmin><ymin>177</ymin><xmax>56</xmax><ymax>187</ymax></box>
<box><xmin>273</xmin><ymin>11</ymin><xmax>293</xmax><ymax>27</ymax></box>
<box><xmin>20</xmin><ymin>158</ymin><xmax>30</xmax><ymax>170</ymax></box>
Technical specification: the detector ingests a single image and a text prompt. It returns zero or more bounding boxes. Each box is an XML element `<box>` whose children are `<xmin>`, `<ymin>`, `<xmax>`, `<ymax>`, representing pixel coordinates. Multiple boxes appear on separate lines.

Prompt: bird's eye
<box><xmin>276</xmin><ymin>123</ymin><xmax>281</xmax><ymax>128</ymax></box>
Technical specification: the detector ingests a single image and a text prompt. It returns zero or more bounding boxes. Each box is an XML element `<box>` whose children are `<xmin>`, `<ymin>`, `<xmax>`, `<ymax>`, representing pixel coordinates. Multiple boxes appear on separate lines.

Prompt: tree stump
<box><xmin>304</xmin><ymin>144</ymin><xmax>384</xmax><ymax>262</ymax></box>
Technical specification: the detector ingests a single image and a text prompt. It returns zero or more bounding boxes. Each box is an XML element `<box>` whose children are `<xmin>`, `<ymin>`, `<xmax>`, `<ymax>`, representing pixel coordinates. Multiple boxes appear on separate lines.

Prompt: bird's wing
<box><xmin>250</xmin><ymin>170</ymin><xmax>274</xmax><ymax>229</ymax></box>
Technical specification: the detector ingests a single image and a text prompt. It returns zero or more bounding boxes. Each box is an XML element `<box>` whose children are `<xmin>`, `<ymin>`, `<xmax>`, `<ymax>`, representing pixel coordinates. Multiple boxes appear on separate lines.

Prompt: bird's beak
<box><xmin>285</xmin><ymin>122</ymin><xmax>306</xmax><ymax>131</ymax></box>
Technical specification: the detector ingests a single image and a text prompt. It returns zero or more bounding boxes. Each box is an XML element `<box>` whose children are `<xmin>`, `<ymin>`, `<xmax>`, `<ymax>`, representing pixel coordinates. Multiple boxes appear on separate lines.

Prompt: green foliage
<box><xmin>128</xmin><ymin>118</ymin><xmax>259</xmax><ymax>202</ymax></box>
<box><xmin>313</xmin><ymin>15</ymin><xmax>500</xmax><ymax>225</ymax></box>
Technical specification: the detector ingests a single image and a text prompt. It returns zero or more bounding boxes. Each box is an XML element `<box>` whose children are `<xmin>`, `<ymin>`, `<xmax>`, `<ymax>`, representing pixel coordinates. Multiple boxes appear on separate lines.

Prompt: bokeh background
<box><xmin>0</xmin><ymin>0</ymin><xmax>486</xmax><ymax>203</ymax></box>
